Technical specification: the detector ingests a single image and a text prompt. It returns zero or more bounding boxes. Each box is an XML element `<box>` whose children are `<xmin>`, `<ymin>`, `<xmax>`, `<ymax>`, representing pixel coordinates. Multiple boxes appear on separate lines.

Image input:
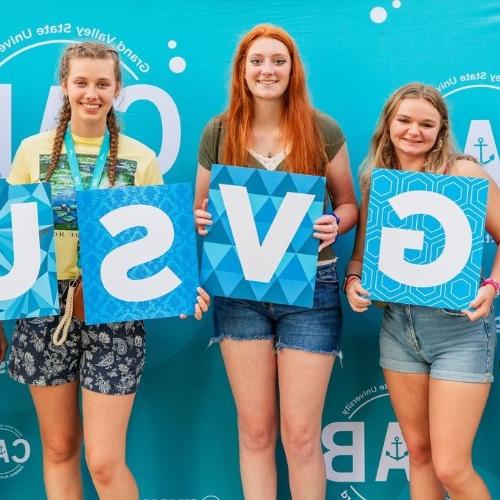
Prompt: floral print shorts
<box><xmin>8</xmin><ymin>281</ymin><xmax>146</xmax><ymax>395</ymax></box>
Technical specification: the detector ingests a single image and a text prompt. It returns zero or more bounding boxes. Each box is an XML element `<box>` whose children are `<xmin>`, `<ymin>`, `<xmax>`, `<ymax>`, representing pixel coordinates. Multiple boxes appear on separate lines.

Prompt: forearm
<box><xmin>334</xmin><ymin>202</ymin><xmax>358</xmax><ymax>235</ymax></box>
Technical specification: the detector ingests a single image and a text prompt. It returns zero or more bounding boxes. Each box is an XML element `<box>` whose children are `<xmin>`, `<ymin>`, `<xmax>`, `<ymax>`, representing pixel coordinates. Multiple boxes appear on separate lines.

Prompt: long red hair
<box><xmin>222</xmin><ymin>24</ymin><xmax>326</xmax><ymax>175</ymax></box>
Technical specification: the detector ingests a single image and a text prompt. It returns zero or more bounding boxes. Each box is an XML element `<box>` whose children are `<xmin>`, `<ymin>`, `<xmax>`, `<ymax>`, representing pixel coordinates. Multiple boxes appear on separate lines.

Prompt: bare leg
<box><xmin>82</xmin><ymin>388</ymin><xmax>138</xmax><ymax>500</ymax></box>
<box><xmin>430</xmin><ymin>379</ymin><xmax>491</xmax><ymax>500</ymax></box>
<box><xmin>30</xmin><ymin>382</ymin><xmax>83</xmax><ymax>500</ymax></box>
<box><xmin>220</xmin><ymin>339</ymin><xmax>278</xmax><ymax>500</ymax></box>
<box><xmin>383</xmin><ymin>369</ymin><xmax>445</xmax><ymax>500</ymax></box>
<box><xmin>278</xmin><ymin>349</ymin><xmax>334</xmax><ymax>500</ymax></box>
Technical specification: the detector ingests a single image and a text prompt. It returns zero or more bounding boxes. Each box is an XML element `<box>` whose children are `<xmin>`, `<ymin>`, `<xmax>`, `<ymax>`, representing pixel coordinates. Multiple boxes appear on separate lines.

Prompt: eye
<box><xmin>74</xmin><ymin>80</ymin><xmax>86</xmax><ymax>87</ymax></box>
<box><xmin>397</xmin><ymin>118</ymin><xmax>409</xmax><ymax>123</ymax></box>
<box><xmin>98</xmin><ymin>81</ymin><xmax>111</xmax><ymax>88</ymax></box>
<box><xmin>274</xmin><ymin>58</ymin><xmax>287</xmax><ymax>65</ymax></box>
<box><xmin>250</xmin><ymin>58</ymin><xmax>262</xmax><ymax>65</ymax></box>
<box><xmin>421</xmin><ymin>123</ymin><xmax>434</xmax><ymax>128</ymax></box>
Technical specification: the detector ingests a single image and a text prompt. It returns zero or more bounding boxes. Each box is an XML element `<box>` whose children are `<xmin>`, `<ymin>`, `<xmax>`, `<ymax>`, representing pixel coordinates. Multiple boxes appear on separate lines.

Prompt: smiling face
<box><xmin>62</xmin><ymin>56</ymin><xmax>119</xmax><ymax>137</ymax></box>
<box><xmin>244</xmin><ymin>36</ymin><xmax>291</xmax><ymax>103</ymax></box>
<box><xmin>389</xmin><ymin>97</ymin><xmax>442</xmax><ymax>168</ymax></box>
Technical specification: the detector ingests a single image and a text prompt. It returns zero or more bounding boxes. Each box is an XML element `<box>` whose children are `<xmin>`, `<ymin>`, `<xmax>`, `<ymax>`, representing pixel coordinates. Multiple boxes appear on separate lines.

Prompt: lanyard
<box><xmin>64</xmin><ymin>126</ymin><xmax>110</xmax><ymax>191</ymax></box>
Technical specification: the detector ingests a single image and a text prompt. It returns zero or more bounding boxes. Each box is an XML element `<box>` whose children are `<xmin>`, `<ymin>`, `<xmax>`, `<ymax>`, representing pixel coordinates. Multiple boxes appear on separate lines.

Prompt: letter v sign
<box><xmin>219</xmin><ymin>184</ymin><xmax>315</xmax><ymax>283</ymax></box>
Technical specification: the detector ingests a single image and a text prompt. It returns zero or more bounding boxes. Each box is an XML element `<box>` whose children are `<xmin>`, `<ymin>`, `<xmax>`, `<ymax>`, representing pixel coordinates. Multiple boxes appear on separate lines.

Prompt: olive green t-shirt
<box><xmin>197</xmin><ymin>112</ymin><xmax>345</xmax><ymax>261</ymax></box>
<box><xmin>198</xmin><ymin>112</ymin><xmax>345</xmax><ymax>170</ymax></box>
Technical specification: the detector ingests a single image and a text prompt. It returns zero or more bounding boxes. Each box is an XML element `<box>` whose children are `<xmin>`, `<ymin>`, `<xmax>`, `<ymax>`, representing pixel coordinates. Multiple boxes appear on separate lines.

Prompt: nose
<box><xmin>84</xmin><ymin>85</ymin><xmax>98</xmax><ymax>100</ymax></box>
<box><xmin>260</xmin><ymin>59</ymin><xmax>274</xmax><ymax>74</ymax></box>
<box><xmin>408</xmin><ymin>122</ymin><xmax>420</xmax><ymax>135</ymax></box>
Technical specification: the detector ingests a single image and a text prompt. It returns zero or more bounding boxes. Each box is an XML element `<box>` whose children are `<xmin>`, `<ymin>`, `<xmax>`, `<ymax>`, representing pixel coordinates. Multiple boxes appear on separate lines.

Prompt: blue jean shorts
<box><xmin>8</xmin><ymin>280</ymin><xmax>146</xmax><ymax>395</ymax></box>
<box><xmin>211</xmin><ymin>262</ymin><xmax>343</xmax><ymax>355</ymax></box>
<box><xmin>380</xmin><ymin>303</ymin><xmax>497</xmax><ymax>383</ymax></box>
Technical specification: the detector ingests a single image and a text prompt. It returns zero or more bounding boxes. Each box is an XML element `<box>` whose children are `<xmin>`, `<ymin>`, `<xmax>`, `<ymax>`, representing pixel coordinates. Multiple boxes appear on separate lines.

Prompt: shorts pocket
<box><xmin>316</xmin><ymin>263</ymin><xmax>338</xmax><ymax>284</ymax></box>
<box><xmin>439</xmin><ymin>308</ymin><xmax>467</xmax><ymax>318</ymax></box>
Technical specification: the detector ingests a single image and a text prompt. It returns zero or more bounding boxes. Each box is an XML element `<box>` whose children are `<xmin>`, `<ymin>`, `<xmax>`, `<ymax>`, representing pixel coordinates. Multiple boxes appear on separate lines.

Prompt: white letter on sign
<box><xmin>0</xmin><ymin>203</ymin><xmax>40</xmax><ymax>300</ymax></box>
<box><xmin>219</xmin><ymin>184</ymin><xmax>314</xmax><ymax>283</ymax></box>
<box><xmin>379</xmin><ymin>191</ymin><xmax>472</xmax><ymax>287</ymax></box>
<box><xmin>99</xmin><ymin>204</ymin><xmax>181</xmax><ymax>302</ymax></box>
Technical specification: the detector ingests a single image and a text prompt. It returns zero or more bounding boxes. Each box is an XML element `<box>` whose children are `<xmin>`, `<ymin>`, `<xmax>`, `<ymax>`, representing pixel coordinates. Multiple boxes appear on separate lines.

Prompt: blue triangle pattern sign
<box><xmin>0</xmin><ymin>180</ymin><xmax>58</xmax><ymax>320</ymax></box>
<box><xmin>200</xmin><ymin>165</ymin><xmax>325</xmax><ymax>307</ymax></box>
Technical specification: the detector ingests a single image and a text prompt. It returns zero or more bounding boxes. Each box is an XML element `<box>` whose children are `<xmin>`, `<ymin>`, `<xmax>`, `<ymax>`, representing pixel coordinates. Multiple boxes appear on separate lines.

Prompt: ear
<box><xmin>61</xmin><ymin>80</ymin><xmax>68</xmax><ymax>95</ymax></box>
<box><xmin>115</xmin><ymin>83</ymin><xmax>122</xmax><ymax>98</ymax></box>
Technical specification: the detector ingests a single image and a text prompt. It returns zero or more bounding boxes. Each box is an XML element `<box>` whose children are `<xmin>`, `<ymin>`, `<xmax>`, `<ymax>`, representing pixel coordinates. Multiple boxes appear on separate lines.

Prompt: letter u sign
<box><xmin>0</xmin><ymin>181</ymin><xmax>59</xmax><ymax>320</ymax></box>
<box><xmin>361</xmin><ymin>169</ymin><xmax>488</xmax><ymax>309</ymax></box>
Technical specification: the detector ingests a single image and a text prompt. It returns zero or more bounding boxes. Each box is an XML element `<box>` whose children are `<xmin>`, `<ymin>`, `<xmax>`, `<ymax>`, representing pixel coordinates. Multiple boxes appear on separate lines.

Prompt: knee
<box><xmin>43</xmin><ymin>434</ymin><xmax>81</xmax><ymax>465</ymax></box>
<box><xmin>238</xmin><ymin>414</ymin><xmax>277</xmax><ymax>453</ymax></box>
<box><xmin>85</xmin><ymin>449</ymin><xmax>123</xmax><ymax>485</ymax></box>
<box><xmin>405</xmin><ymin>438</ymin><xmax>433</xmax><ymax>468</ymax></box>
<box><xmin>281</xmin><ymin>422</ymin><xmax>319</xmax><ymax>462</ymax></box>
<box><xmin>433</xmin><ymin>457</ymin><xmax>472</xmax><ymax>491</ymax></box>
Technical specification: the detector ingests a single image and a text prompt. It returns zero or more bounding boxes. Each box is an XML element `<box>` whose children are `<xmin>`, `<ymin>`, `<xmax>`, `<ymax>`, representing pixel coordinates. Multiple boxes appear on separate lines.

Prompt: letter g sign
<box><xmin>379</xmin><ymin>191</ymin><xmax>472</xmax><ymax>287</ymax></box>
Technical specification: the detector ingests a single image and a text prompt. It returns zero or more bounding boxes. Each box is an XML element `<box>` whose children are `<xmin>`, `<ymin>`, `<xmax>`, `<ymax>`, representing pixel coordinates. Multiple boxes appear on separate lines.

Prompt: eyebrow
<box><xmin>248</xmin><ymin>53</ymin><xmax>289</xmax><ymax>58</ymax></box>
<box><xmin>396</xmin><ymin>113</ymin><xmax>438</xmax><ymax>124</ymax></box>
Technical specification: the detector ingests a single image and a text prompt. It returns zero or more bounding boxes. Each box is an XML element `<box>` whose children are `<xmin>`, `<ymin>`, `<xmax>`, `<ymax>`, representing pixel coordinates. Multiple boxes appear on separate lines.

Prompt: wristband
<box><xmin>481</xmin><ymin>278</ymin><xmax>500</xmax><ymax>297</ymax></box>
<box><xmin>343</xmin><ymin>273</ymin><xmax>361</xmax><ymax>294</ymax></box>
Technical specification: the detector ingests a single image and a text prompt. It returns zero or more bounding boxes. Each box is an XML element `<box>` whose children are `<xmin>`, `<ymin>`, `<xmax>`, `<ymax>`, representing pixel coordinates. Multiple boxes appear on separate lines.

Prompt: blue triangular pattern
<box><xmin>277</xmin><ymin>254</ymin><xmax>308</xmax><ymax>282</ymax></box>
<box><xmin>203</xmin><ymin>242</ymin><xmax>233</xmax><ymax>269</ymax></box>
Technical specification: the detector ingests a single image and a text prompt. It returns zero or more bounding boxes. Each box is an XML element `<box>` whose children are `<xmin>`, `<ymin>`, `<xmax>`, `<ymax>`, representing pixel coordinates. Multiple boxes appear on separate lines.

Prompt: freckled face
<box><xmin>62</xmin><ymin>57</ymin><xmax>119</xmax><ymax>135</ymax></box>
<box><xmin>244</xmin><ymin>37</ymin><xmax>291</xmax><ymax>102</ymax></box>
<box><xmin>389</xmin><ymin>98</ymin><xmax>442</xmax><ymax>165</ymax></box>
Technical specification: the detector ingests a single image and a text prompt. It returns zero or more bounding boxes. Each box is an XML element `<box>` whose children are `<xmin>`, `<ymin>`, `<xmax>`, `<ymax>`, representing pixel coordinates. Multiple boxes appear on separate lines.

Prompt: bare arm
<box><xmin>314</xmin><ymin>144</ymin><xmax>358</xmax><ymax>251</ymax></box>
<box><xmin>345</xmin><ymin>193</ymin><xmax>372</xmax><ymax>312</ymax></box>
<box><xmin>454</xmin><ymin>160</ymin><xmax>500</xmax><ymax>319</ymax></box>
<box><xmin>326</xmin><ymin>143</ymin><xmax>358</xmax><ymax>234</ymax></box>
<box><xmin>193</xmin><ymin>164</ymin><xmax>212</xmax><ymax>235</ymax></box>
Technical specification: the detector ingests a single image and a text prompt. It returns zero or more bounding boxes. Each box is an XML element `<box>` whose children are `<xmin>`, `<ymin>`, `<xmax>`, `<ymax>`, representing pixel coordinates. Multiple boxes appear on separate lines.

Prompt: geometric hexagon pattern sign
<box><xmin>200</xmin><ymin>165</ymin><xmax>325</xmax><ymax>307</ymax></box>
<box><xmin>0</xmin><ymin>180</ymin><xmax>58</xmax><ymax>320</ymax></box>
<box><xmin>362</xmin><ymin>168</ymin><xmax>488</xmax><ymax>310</ymax></box>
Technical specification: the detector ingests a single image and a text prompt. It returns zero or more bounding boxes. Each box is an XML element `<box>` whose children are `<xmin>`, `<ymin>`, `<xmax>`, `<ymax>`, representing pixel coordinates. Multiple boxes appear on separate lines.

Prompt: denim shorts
<box><xmin>211</xmin><ymin>262</ymin><xmax>343</xmax><ymax>355</ymax></box>
<box><xmin>8</xmin><ymin>280</ymin><xmax>146</xmax><ymax>395</ymax></box>
<box><xmin>380</xmin><ymin>303</ymin><xmax>497</xmax><ymax>383</ymax></box>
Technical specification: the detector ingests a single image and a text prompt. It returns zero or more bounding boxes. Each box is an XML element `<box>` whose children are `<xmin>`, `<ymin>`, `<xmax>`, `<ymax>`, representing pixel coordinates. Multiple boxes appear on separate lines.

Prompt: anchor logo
<box><xmin>385</xmin><ymin>436</ymin><xmax>408</xmax><ymax>461</ymax></box>
<box><xmin>474</xmin><ymin>137</ymin><xmax>495</xmax><ymax>164</ymax></box>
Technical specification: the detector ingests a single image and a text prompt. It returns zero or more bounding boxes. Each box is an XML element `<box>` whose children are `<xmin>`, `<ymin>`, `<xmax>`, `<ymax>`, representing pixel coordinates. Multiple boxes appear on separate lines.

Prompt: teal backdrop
<box><xmin>0</xmin><ymin>1</ymin><xmax>498</xmax><ymax>498</ymax></box>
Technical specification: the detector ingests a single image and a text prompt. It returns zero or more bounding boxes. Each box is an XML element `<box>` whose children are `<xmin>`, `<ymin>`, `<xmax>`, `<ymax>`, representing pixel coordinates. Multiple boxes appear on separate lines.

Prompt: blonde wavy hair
<box><xmin>359</xmin><ymin>82</ymin><xmax>459</xmax><ymax>192</ymax></box>
<box><xmin>45</xmin><ymin>42</ymin><xmax>121</xmax><ymax>186</ymax></box>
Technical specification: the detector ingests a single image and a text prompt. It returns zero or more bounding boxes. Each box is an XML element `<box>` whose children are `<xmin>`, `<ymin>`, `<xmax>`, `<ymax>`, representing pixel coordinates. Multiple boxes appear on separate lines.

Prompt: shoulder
<box><xmin>314</xmin><ymin>111</ymin><xmax>344</xmax><ymax>139</ymax></box>
<box><xmin>19</xmin><ymin>129</ymin><xmax>56</xmax><ymax>150</ymax></box>
<box><xmin>118</xmin><ymin>133</ymin><xmax>156</xmax><ymax>160</ymax></box>
<box><xmin>450</xmin><ymin>157</ymin><xmax>489</xmax><ymax>179</ymax></box>
<box><xmin>200</xmin><ymin>115</ymin><xmax>225</xmax><ymax>140</ymax></box>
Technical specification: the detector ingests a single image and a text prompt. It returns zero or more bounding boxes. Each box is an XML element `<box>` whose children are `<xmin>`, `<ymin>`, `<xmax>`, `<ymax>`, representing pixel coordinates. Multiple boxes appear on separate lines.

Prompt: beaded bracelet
<box><xmin>481</xmin><ymin>278</ymin><xmax>500</xmax><ymax>297</ymax></box>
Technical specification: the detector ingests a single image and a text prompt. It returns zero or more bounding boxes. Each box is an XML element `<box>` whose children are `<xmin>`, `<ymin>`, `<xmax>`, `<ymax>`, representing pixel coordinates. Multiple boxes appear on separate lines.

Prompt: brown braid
<box><xmin>106</xmin><ymin>108</ymin><xmax>120</xmax><ymax>186</ymax></box>
<box><xmin>45</xmin><ymin>97</ymin><xmax>71</xmax><ymax>181</ymax></box>
<box><xmin>47</xmin><ymin>42</ymin><xmax>122</xmax><ymax>185</ymax></box>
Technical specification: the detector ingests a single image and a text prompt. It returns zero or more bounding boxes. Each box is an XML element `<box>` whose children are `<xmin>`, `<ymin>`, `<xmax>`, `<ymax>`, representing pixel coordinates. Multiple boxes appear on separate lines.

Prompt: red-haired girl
<box><xmin>195</xmin><ymin>24</ymin><xmax>358</xmax><ymax>499</ymax></box>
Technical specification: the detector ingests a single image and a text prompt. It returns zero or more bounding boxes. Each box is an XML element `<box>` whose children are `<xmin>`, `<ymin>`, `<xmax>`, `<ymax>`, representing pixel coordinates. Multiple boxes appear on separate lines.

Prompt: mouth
<box><xmin>257</xmin><ymin>80</ymin><xmax>278</xmax><ymax>86</ymax></box>
<box><xmin>402</xmin><ymin>138</ymin><xmax>422</xmax><ymax>144</ymax></box>
<box><xmin>80</xmin><ymin>102</ymin><xmax>101</xmax><ymax>111</ymax></box>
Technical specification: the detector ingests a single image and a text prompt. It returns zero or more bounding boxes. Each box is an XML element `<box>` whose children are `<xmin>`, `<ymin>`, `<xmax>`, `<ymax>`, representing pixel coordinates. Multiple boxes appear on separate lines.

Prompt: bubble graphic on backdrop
<box><xmin>167</xmin><ymin>39</ymin><xmax>186</xmax><ymax>73</ymax></box>
<box><xmin>370</xmin><ymin>6</ymin><xmax>388</xmax><ymax>23</ymax></box>
<box><xmin>370</xmin><ymin>1</ymin><xmax>402</xmax><ymax>23</ymax></box>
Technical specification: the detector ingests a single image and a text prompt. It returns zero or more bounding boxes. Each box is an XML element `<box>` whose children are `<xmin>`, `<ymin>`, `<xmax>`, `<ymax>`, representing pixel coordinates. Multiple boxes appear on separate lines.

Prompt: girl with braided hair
<box><xmin>6</xmin><ymin>42</ymin><xmax>209</xmax><ymax>499</ymax></box>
